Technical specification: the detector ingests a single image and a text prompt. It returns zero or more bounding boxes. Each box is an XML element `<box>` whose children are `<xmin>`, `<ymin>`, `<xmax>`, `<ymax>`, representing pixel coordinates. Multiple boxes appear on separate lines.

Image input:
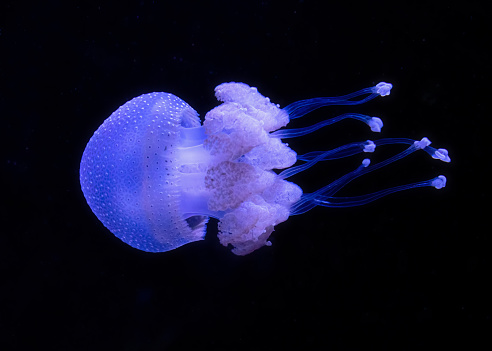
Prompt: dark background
<box><xmin>1</xmin><ymin>1</ymin><xmax>488</xmax><ymax>349</ymax></box>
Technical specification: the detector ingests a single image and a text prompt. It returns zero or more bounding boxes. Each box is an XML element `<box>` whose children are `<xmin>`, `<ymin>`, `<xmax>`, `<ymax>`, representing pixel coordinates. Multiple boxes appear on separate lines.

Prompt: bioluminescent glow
<box><xmin>80</xmin><ymin>81</ymin><xmax>450</xmax><ymax>255</ymax></box>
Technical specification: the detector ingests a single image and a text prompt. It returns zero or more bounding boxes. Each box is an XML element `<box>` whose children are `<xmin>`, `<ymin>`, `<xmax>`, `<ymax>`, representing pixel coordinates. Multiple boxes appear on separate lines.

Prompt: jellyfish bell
<box><xmin>79</xmin><ymin>93</ymin><xmax>209</xmax><ymax>253</ymax></box>
<box><xmin>80</xmin><ymin>81</ymin><xmax>450</xmax><ymax>255</ymax></box>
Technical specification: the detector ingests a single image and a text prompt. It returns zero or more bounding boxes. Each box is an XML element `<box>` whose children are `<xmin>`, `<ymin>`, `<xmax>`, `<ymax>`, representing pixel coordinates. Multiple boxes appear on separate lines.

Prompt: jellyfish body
<box><xmin>80</xmin><ymin>81</ymin><xmax>450</xmax><ymax>255</ymax></box>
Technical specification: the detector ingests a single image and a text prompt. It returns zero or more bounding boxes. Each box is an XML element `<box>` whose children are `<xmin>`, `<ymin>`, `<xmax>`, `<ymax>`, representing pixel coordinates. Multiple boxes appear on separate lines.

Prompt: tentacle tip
<box><xmin>432</xmin><ymin>175</ymin><xmax>447</xmax><ymax>189</ymax></box>
<box><xmin>433</xmin><ymin>148</ymin><xmax>451</xmax><ymax>163</ymax></box>
<box><xmin>373</xmin><ymin>82</ymin><xmax>393</xmax><ymax>96</ymax></box>
<box><xmin>414</xmin><ymin>137</ymin><xmax>431</xmax><ymax>149</ymax></box>
<box><xmin>363</xmin><ymin>140</ymin><xmax>376</xmax><ymax>153</ymax></box>
<box><xmin>368</xmin><ymin>117</ymin><xmax>383</xmax><ymax>132</ymax></box>
<box><xmin>362</xmin><ymin>158</ymin><xmax>371</xmax><ymax>167</ymax></box>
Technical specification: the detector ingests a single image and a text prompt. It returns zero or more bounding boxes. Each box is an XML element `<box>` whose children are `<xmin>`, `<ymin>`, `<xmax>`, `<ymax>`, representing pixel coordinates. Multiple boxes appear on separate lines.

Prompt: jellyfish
<box><xmin>80</xmin><ymin>81</ymin><xmax>450</xmax><ymax>255</ymax></box>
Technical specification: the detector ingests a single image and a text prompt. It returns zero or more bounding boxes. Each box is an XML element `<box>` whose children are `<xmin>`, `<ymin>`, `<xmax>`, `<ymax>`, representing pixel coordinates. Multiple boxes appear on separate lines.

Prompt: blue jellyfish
<box><xmin>80</xmin><ymin>81</ymin><xmax>450</xmax><ymax>255</ymax></box>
